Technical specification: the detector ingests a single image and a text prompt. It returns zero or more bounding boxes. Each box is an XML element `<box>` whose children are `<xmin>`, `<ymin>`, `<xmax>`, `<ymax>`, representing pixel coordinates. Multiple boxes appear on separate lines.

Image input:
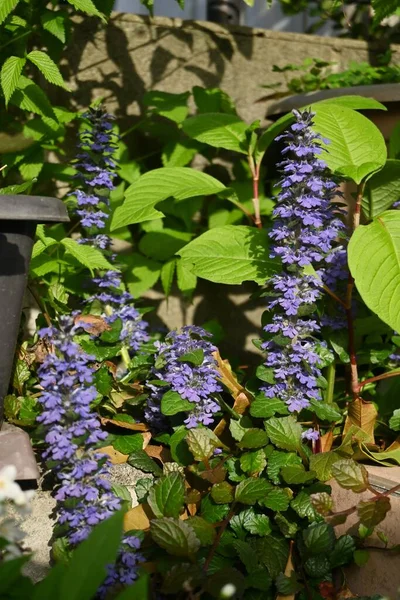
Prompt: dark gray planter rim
<box><xmin>265</xmin><ymin>82</ymin><xmax>400</xmax><ymax>118</ymax></box>
<box><xmin>0</xmin><ymin>195</ymin><xmax>68</xmax><ymax>222</ymax></box>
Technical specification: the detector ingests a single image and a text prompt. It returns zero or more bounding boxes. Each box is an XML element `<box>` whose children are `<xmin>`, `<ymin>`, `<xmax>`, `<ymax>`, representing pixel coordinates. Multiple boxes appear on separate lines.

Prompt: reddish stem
<box><xmin>358</xmin><ymin>369</ymin><xmax>400</xmax><ymax>391</ymax></box>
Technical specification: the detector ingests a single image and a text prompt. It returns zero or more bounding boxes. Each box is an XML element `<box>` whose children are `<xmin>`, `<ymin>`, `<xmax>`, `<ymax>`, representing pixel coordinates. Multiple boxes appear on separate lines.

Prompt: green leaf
<box><xmin>178</xmin><ymin>348</ymin><xmax>204</xmax><ymax>366</ymax></box>
<box><xmin>331</xmin><ymin>459</ymin><xmax>369</xmax><ymax>492</ymax></box>
<box><xmin>182</xmin><ymin>113</ymin><xmax>248</xmax><ymax>154</ymax></box>
<box><xmin>354</xmin><ymin>549</ymin><xmax>370</xmax><ymax>566</ymax></box>
<box><xmin>169</xmin><ymin>426</ymin><xmax>193</xmax><ymax>466</ymax></box>
<box><xmin>161</xmin><ymin>259</ymin><xmax>176</xmax><ymax>297</ymax></box>
<box><xmin>186</xmin><ymin>428</ymin><xmax>224</xmax><ymax>461</ymax></box>
<box><xmin>348</xmin><ymin>211</ymin><xmax>400</xmax><ymax>333</ymax></box>
<box><xmin>192</xmin><ymin>86</ymin><xmax>237</xmax><ymax>115</ymax></box>
<box><xmin>139</xmin><ymin>228</ymin><xmax>191</xmax><ymax>261</ymax></box>
<box><xmin>201</xmin><ymin>495</ymin><xmax>230</xmax><ymax>523</ymax></box>
<box><xmin>1</xmin><ymin>56</ymin><xmax>25</xmax><ymax>106</ymax></box>
<box><xmin>233</xmin><ymin>539</ymin><xmax>259</xmax><ymax>573</ymax></box>
<box><xmin>243</xmin><ymin>511</ymin><xmax>271</xmax><ymax>536</ymax></box>
<box><xmin>253</xmin><ymin>535</ymin><xmax>289</xmax><ymax>578</ymax></box>
<box><xmin>275</xmin><ymin>513</ymin><xmax>299</xmax><ymax>538</ymax></box>
<box><xmin>265</xmin><ymin>416</ymin><xmax>302</xmax><ymax>452</ymax></box>
<box><xmin>309</xmin><ymin>491</ymin><xmax>334</xmax><ymax>517</ymax></box>
<box><xmin>211</xmin><ymin>481</ymin><xmax>235</xmax><ymax>504</ymax></box>
<box><xmin>162</xmin><ymin>137</ymin><xmax>200</xmax><ymax>167</ymax></box>
<box><xmin>61</xmin><ymin>238</ymin><xmax>113</xmax><ymax>273</ymax></box>
<box><xmin>281</xmin><ymin>465</ymin><xmax>316</xmax><ymax>485</ymax></box>
<box><xmin>304</xmin><ymin>555</ymin><xmax>331</xmax><ymax>578</ymax></box>
<box><xmin>176</xmin><ymin>259</ymin><xmax>197</xmax><ymax>297</ymax></box>
<box><xmin>112</xmin><ymin>434</ymin><xmax>143</xmax><ymax>455</ymax></box>
<box><xmin>112</xmin><ymin>167</ymin><xmax>226</xmax><ymax>229</ymax></box>
<box><xmin>312</xmin><ymin>104</ymin><xmax>386</xmax><ymax>183</ymax></box>
<box><xmin>240</xmin><ymin>449</ymin><xmax>267</xmax><ymax>475</ymax></box>
<box><xmin>67</xmin><ymin>0</ymin><xmax>105</xmax><ymax>19</ymax></box>
<box><xmin>150</xmin><ymin>517</ymin><xmax>200</xmax><ymax>557</ymax></box>
<box><xmin>121</xmin><ymin>252</ymin><xmax>161</xmax><ymax>298</ymax></box>
<box><xmin>330</xmin><ymin>535</ymin><xmax>356</xmax><ymax>568</ymax></box>
<box><xmin>161</xmin><ymin>390</ymin><xmax>193</xmax><ymax>416</ymax></box>
<box><xmin>0</xmin><ymin>0</ymin><xmax>19</xmax><ymax>24</ymax></box>
<box><xmin>276</xmin><ymin>571</ymin><xmax>303</xmax><ymax>595</ymax></box>
<box><xmin>27</xmin><ymin>51</ymin><xmax>69</xmax><ymax>90</ymax></box>
<box><xmin>357</xmin><ymin>497</ymin><xmax>391</xmax><ymax>528</ymax></box>
<box><xmin>235</xmin><ymin>478</ymin><xmax>273</xmax><ymax>505</ymax></box>
<box><xmin>372</xmin><ymin>0</ymin><xmax>399</xmax><ymax>22</ymax></box>
<box><xmin>389</xmin><ymin>409</ymin><xmax>400</xmax><ymax>431</ymax></box>
<box><xmin>59</xmin><ymin>512</ymin><xmax>123</xmax><ymax>600</ymax></box>
<box><xmin>10</xmin><ymin>76</ymin><xmax>55</xmax><ymax>119</ymax></box>
<box><xmin>260</xmin><ymin>487</ymin><xmax>290</xmax><ymax>511</ymax></box>
<box><xmin>187</xmin><ymin>516</ymin><xmax>216</xmax><ymax>546</ymax></box>
<box><xmin>148</xmin><ymin>472</ymin><xmax>185</xmax><ymax>518</ymax></box>
<box><xmin>309</xmin><ymin>398</ymin><xmax>342</xmax><ymax>422</ymax></box>
<box><xmin>303</xmin><ymin>522</ymin><xmax>335</xmax><ymax>555</ymax></box>
<box><xmin>238</xmin><ymin>428</ymin><xmax>269</xmax><ymax>449</ymax></box>
<box><xmin>80</xmin><ymin>340</ymin><xmax>122</xmax><ymax>362</ymax></box>
<box><xmin>250</xmin><ymin>396</ymin><xmax>288</xmax><ymax>419</ymax></box>
<box><xmin>309</xmin><ymin>451</ymin><xmax>341</xmax><ymax>482</ymax></box>
<box><xmin>267</xmin><ymin>450</ymin><xmax>302</xmax><ymax>484</ymax></box>
<box><xmin>363</xmin><ymin>160</ymin><xmax>400</xmax><ymax>220</ymax></box>
<box><xmin>41</xmin><ymin>11</ymin><xmax>66</xmax><ymax>43</ymax></box>
<box><xmin>161</xmin><ymin>564</ymin><xmax>203</xmax><ymax>595</ymax></box>
<box><xmin>178</xmin><ymin>225</ymin><xmax>279</xmax><ymax>285</ymax></box>
<box><xmin>127</xmin><ymin>449</ymin><xmax>162</xmax><ymax>476</ymax></box>
<box><xmin>144</xmin><ymin>90</ymin><xmax>190</xmax><ymax>123</ymax></box>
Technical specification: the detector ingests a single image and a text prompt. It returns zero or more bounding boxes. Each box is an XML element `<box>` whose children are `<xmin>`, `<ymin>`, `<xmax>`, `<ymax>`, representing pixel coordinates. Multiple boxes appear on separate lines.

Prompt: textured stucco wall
<box><xmin>65</xmin><ymin>13</ymin><xmax>400</xmax><ymax>125</ymax></box>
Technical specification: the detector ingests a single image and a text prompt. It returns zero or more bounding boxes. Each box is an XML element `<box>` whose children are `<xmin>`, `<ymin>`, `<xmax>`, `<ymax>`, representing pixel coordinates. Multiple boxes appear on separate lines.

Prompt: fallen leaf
<box><xmin>144</xmin><ymin>445</ymin><xmax>171</xmax><ymax>463</ymax></box>
<box><xmin>200</xmin><ymin>464</ymin><xmax>227</xmax><ymax>484</ymax></box>
<box><xmin>320</xmin><ymin>430</ymin><xmax>334</xmax><ymax>453</ymax></box>
<box><xmin>213</xmin><ymin>350</ymin><xmax>252</xmax><ymax>405</ymax></box>
<box><xmin>343</xmin><ymin>399</ymin><xmax>377</xmax><ymax>444</ymax></box>
<box><xmin>74</xmin><ymin>313</ymin><xmax>111</xmax><ymax>335</ymax></box>
<box><xmin>98</xmin><ymin>445</ymin><xmax>128</xmax><ymax>464</ymax></box>
<box><xmin>100</xmin><ymin>417</ymin><xmax>149</xmax><ymax>432</ymax></box>
<box><xmin>124</xmin><ymin>504</ymin><xmax>152</xmax><ymax>531</ymax></box>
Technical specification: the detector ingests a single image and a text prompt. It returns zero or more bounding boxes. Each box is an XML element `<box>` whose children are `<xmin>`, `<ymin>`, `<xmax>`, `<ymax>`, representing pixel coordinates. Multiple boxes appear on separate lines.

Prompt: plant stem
<box><xmin>358</xmin><ymin>369</ymin><xmax>400</xmax><ymax>390</ymax></box>
<box><xmin>324</xmin><ymin>361</ymin><xmax>336</xmax><ymax>404</ymax></box>
<box><xmin>248</xmin><ymin>155</ymin><xmax>262</xmax><ymax>229</ymax></box>
<box><xmin>345</xmin><ymin>180</ymin><xmax>366</xmax><ymax>400</ymax></box>
<box><xmin>203</xmin><ymin>506</ymin><xmax>236</xmax><ymax>572</ymax></box>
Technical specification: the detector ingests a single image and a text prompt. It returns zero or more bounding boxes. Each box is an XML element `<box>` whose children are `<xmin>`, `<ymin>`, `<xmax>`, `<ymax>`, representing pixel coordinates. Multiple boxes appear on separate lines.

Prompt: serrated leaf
<box><xmin>240</xmin><ymin>449</ymin><xmax>267</xmax><ymax>475</ymax></box>
<box><xmin>309</xmin><ymin>399</ymin><xmax>342</xmax><ymax>422</ymax></box>
<box><xmin>27</xmin><ymin>51</ymin><xmax>69</xmax><ymax>90</ymax></box>
<box><xmin>61</xmin><ymin>238</ymin><xmax>113</xmax><ymax>273</ymax></box>
<box><xmin>112</xmin><ymin>168</ymin><xmax>226</xmax><ymax>229</ymax></box>
<box><xmin>1</xmin><ymin>56</ymin><xmax>25</xmax><ymax>105</ymax></box>
<box><xmin>281</xmin><ymin>465</ymin><xmax>316</xmax><ymax>485</ymax></box>
<box><xmin>372</xmin><ymin>0</ymin><xmax>399</xmax><ymax>22</ymax></box>
<box><xmin>312</xmin><ymin>104</ymin><xmax>386</xmax><ymax>183</ymax></box>
<box><xmin>67</xmin><ymin>0</ymin><xmax>105</xmax><ymax>19</ymax></box>
<box><xmin>112</xmin><ymin>434</ymin><xmax>143</xmax><ymax>455</ymax></box>
<box><xmin>187</xmin><ymin>516</ymin><xmax>216</xmax><ymax>546</ymax></box>
<box><xmin>275</xmin><ymin>513</ymin><xmax>299</xmax><ymax>538</ymax></box>
<box><xmin>238</xmin><ymin>428</ymin><xmax>269</xmax><ymax>449</ymax></box>
<box><xmin>178</xmin><ymin>225</ymin><xmax>279</xmax><ymax>285</ymax></box>
<box><xmin>357</xmin><ymin>497</ymin><xmax>391</xmax><ymax>528</ymax></box>
<box><xmin>201</xmin><ymin>495</ymin><xmax>230</xmax><ymax>523</ymax></box>
<box><xmin>182</xmin><ymin>113</ymin><xmax>249</xmax><ymax>154</ymax></box>
<box><xmin>148</xmin><ymin>472</ymin><xmax>185</xmax><ymax>519</ymax></box>
<box><xmin>41</xmin><ymin>11</ymin><xmax>66</xmax><ymax>43</ymax></box>
<box><xmin>267</xmin><ymin>451</ymin><xmax>302</xmax><ymax>485</ymax></box>
<box><xmin>310</xmin><ymin>492</ymin><xmax>333</xmax><ymax>516</ymax></box>
<box><xmin>363</xmin><ymin>160</ymin><xmax>400</xmax><ymax>220</ymax></box>
<box><xmin>211</xmin><ymin>481</ymin><xmax>234</xmax><ymax>504</ymax></box>
<box><xmin>331</xmin><ymin>459</ymin><xmax>369</xmax><ymax>492</ymax></box>
<box><xmin>178</xmin><ymin>348</ymin><xmax>204</xmax><ymax>366</ymax></box>
<box><xmin>329</xmin><ymin>535</ymin><xmax>356</xmax><ymax>568</ymax></box>
<box><xmin>265</xmin><ymin>416</ymin><xmax>302</xmax><ymax>452</ymax></box>
<box><xmin>235</xmin><ymin>477</ymin><xmax>273</xmax><ymax>505</ymax></box>
<box><xmin>176</xmin><ymin>259</ymin><xmax>197</xmax><ymax>297</ymax></box>
<box><xmin>253</xmin><ymin>535</ymin><xmax>289</xmax><ymax>578</ymax></box>
<box><xmin>233</xmin><ymin>539</ymin><xmax>259</xmax><ymax>573</ymax></box>
<box><xmin>127</xmin><ymin>449</ymin><xmax>162</xmax><ymax>476</ymax></box>
<box><xmin>186</xmin><ymin>428</ymin><xmax>223</xmax><ymax>462</ymax></box>
<box><xmin>250</xmin><ymin>396</ymin><xmax>288</xmax><ymax>419</ymax></box>
<box><xmin>261</xmin><ymin>487</ymin><xmax>290</xmax><ymax>511</ymax></box>
<box><xmin>0</xmin><ymin>0</ymin><xmax>19</xmax><ymax>25</ymax></box>
<box><xmin>309</xmin><ymin>451</ymin><xmax>341</xmax><ymax>482</ymax></box>
<box><xmin>161</xmin><ymin>390</ymin><xmax>193</xmax><ymax>416</ymax></box>
<box><xmin>10</xmin><ymin>76</ymin><xmax>55</xmax><ymax>119</ymax></box>
<box><xmin>348</xmin><ymin>211</ymin><xmax>400</xmax><ymax>333</ymax></box>
<box><xmin>150</xmin><ymin>517</ymin><xmax>200</xmax><ymax>557</ymax></box>
<box><xmin>303</xmin><ymin>522</ymin><xmax>335</xmax><ymax>555</ymax></box>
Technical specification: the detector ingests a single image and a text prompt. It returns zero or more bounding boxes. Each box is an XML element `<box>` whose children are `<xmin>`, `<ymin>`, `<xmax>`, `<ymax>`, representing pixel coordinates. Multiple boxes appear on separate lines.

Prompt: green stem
<box><xmin>324</xmin><ymin>361</ymin><xmax>336</xmax><ymax>404</ymax></box>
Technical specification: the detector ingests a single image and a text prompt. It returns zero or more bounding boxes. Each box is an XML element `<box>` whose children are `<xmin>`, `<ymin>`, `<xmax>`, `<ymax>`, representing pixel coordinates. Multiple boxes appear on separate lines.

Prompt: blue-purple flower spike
<box><xmin>37</xmin><ymin>317</ymin><xmax>143</xmax><ymax>595</ymax></box>
<box><xmin>73</xmin><ymin>106</ymin><xmax>149</xmax><ymax>353</ymax></box>
<box><xmin>145</xmin><ymin>326</ymin><xmax>222</xmax><ymax>429</ymax></box>
<box><xmin>261</xmin><ymin>109</ymin><xmax>345</xmax><ymax>412</ymax></box>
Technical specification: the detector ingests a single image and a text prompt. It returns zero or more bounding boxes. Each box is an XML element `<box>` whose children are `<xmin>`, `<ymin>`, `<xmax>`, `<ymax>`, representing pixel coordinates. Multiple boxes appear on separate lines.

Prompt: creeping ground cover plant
<box><xmin>2</xmin><ymin>10</ymin><xmax>400</xmax><ymax>594</ymax></box>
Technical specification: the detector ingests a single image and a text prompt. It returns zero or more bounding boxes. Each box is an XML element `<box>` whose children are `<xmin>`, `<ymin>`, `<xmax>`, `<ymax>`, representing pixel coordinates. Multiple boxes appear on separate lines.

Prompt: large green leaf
<box><xmin>265</xmin><ymin>416</ymin><xmax>302</xmax><ymax>452</ymax></box>
<box><xmin>178</xmin><ymin>225</ymin><xmax>279</xmax><ymax>285</ymax></box>
<box><xmin>182</xmin><ymin>113</ymin><xmax>249</xmax><ymax>154</ymax></box>
<box><xmin>148</xmin><ymin>472</ymin><xmax>185</xmax><ymax>518</ymax></box>
<box><xmin>1</xmin><ymin>56</ymin><xmax>25</xmax><ymax>105</ymax></box>
<box><xmin>363</xmin><ymin>160</ymin><xmax>400</xmax><ymax>219</ymax></box>
<box><xmin>348</xmin><ymin>211</ymin><xmax>400</xmax><ymax>332</ymax></box>
<box><xmin>256</xmin><ymin>95</ymin><xmax>387</xmax><ymax>158</ymax></box>
<box><xmin>111</xmin><ymin>168</ymin><xmax>226</xmax><ymax>230</ymax></box>
<box><xmin>312</xmin><ymin>104</ymin><xmax>386</xmax><ymax>183</ymax></box>
<box><xmin>0</xmin><ymin>0</ymin><xmax>19</xmax><ymax>24</ymax></box>
<box><xmin>61</xmin><ymin>238</ymin><xmax>113</xmax><ymax>273</ymax></box>
<box><xmin>10</xmin><ymin>76</ymin><xmax>55</xmax><ymax>119</ymax></box>
<box><xmin>27</xmin><ymin>51</ymin><xmax>69</xmax><ymax>89</ymax></box>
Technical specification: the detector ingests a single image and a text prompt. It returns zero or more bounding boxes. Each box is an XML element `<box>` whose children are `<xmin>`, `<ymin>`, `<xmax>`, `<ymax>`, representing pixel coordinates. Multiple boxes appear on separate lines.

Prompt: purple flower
<box><xmin>145</xmin><ymin>326</ymin><xmax>222</xmax><ymax>429</ymax></box>
<box><xmin>302</xmin><ymin>428</ymin><xmax>320</xmax><ymax>441</ymax></box>
<box><xmin>37</xmin><ymin>317</ymin><xmax>143</xmax><ymax>593</ymax></box>
<box><xmin>260</xmin><ymin>109</ymin><xmax>345</xmax><ymax>412</ymax></box>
